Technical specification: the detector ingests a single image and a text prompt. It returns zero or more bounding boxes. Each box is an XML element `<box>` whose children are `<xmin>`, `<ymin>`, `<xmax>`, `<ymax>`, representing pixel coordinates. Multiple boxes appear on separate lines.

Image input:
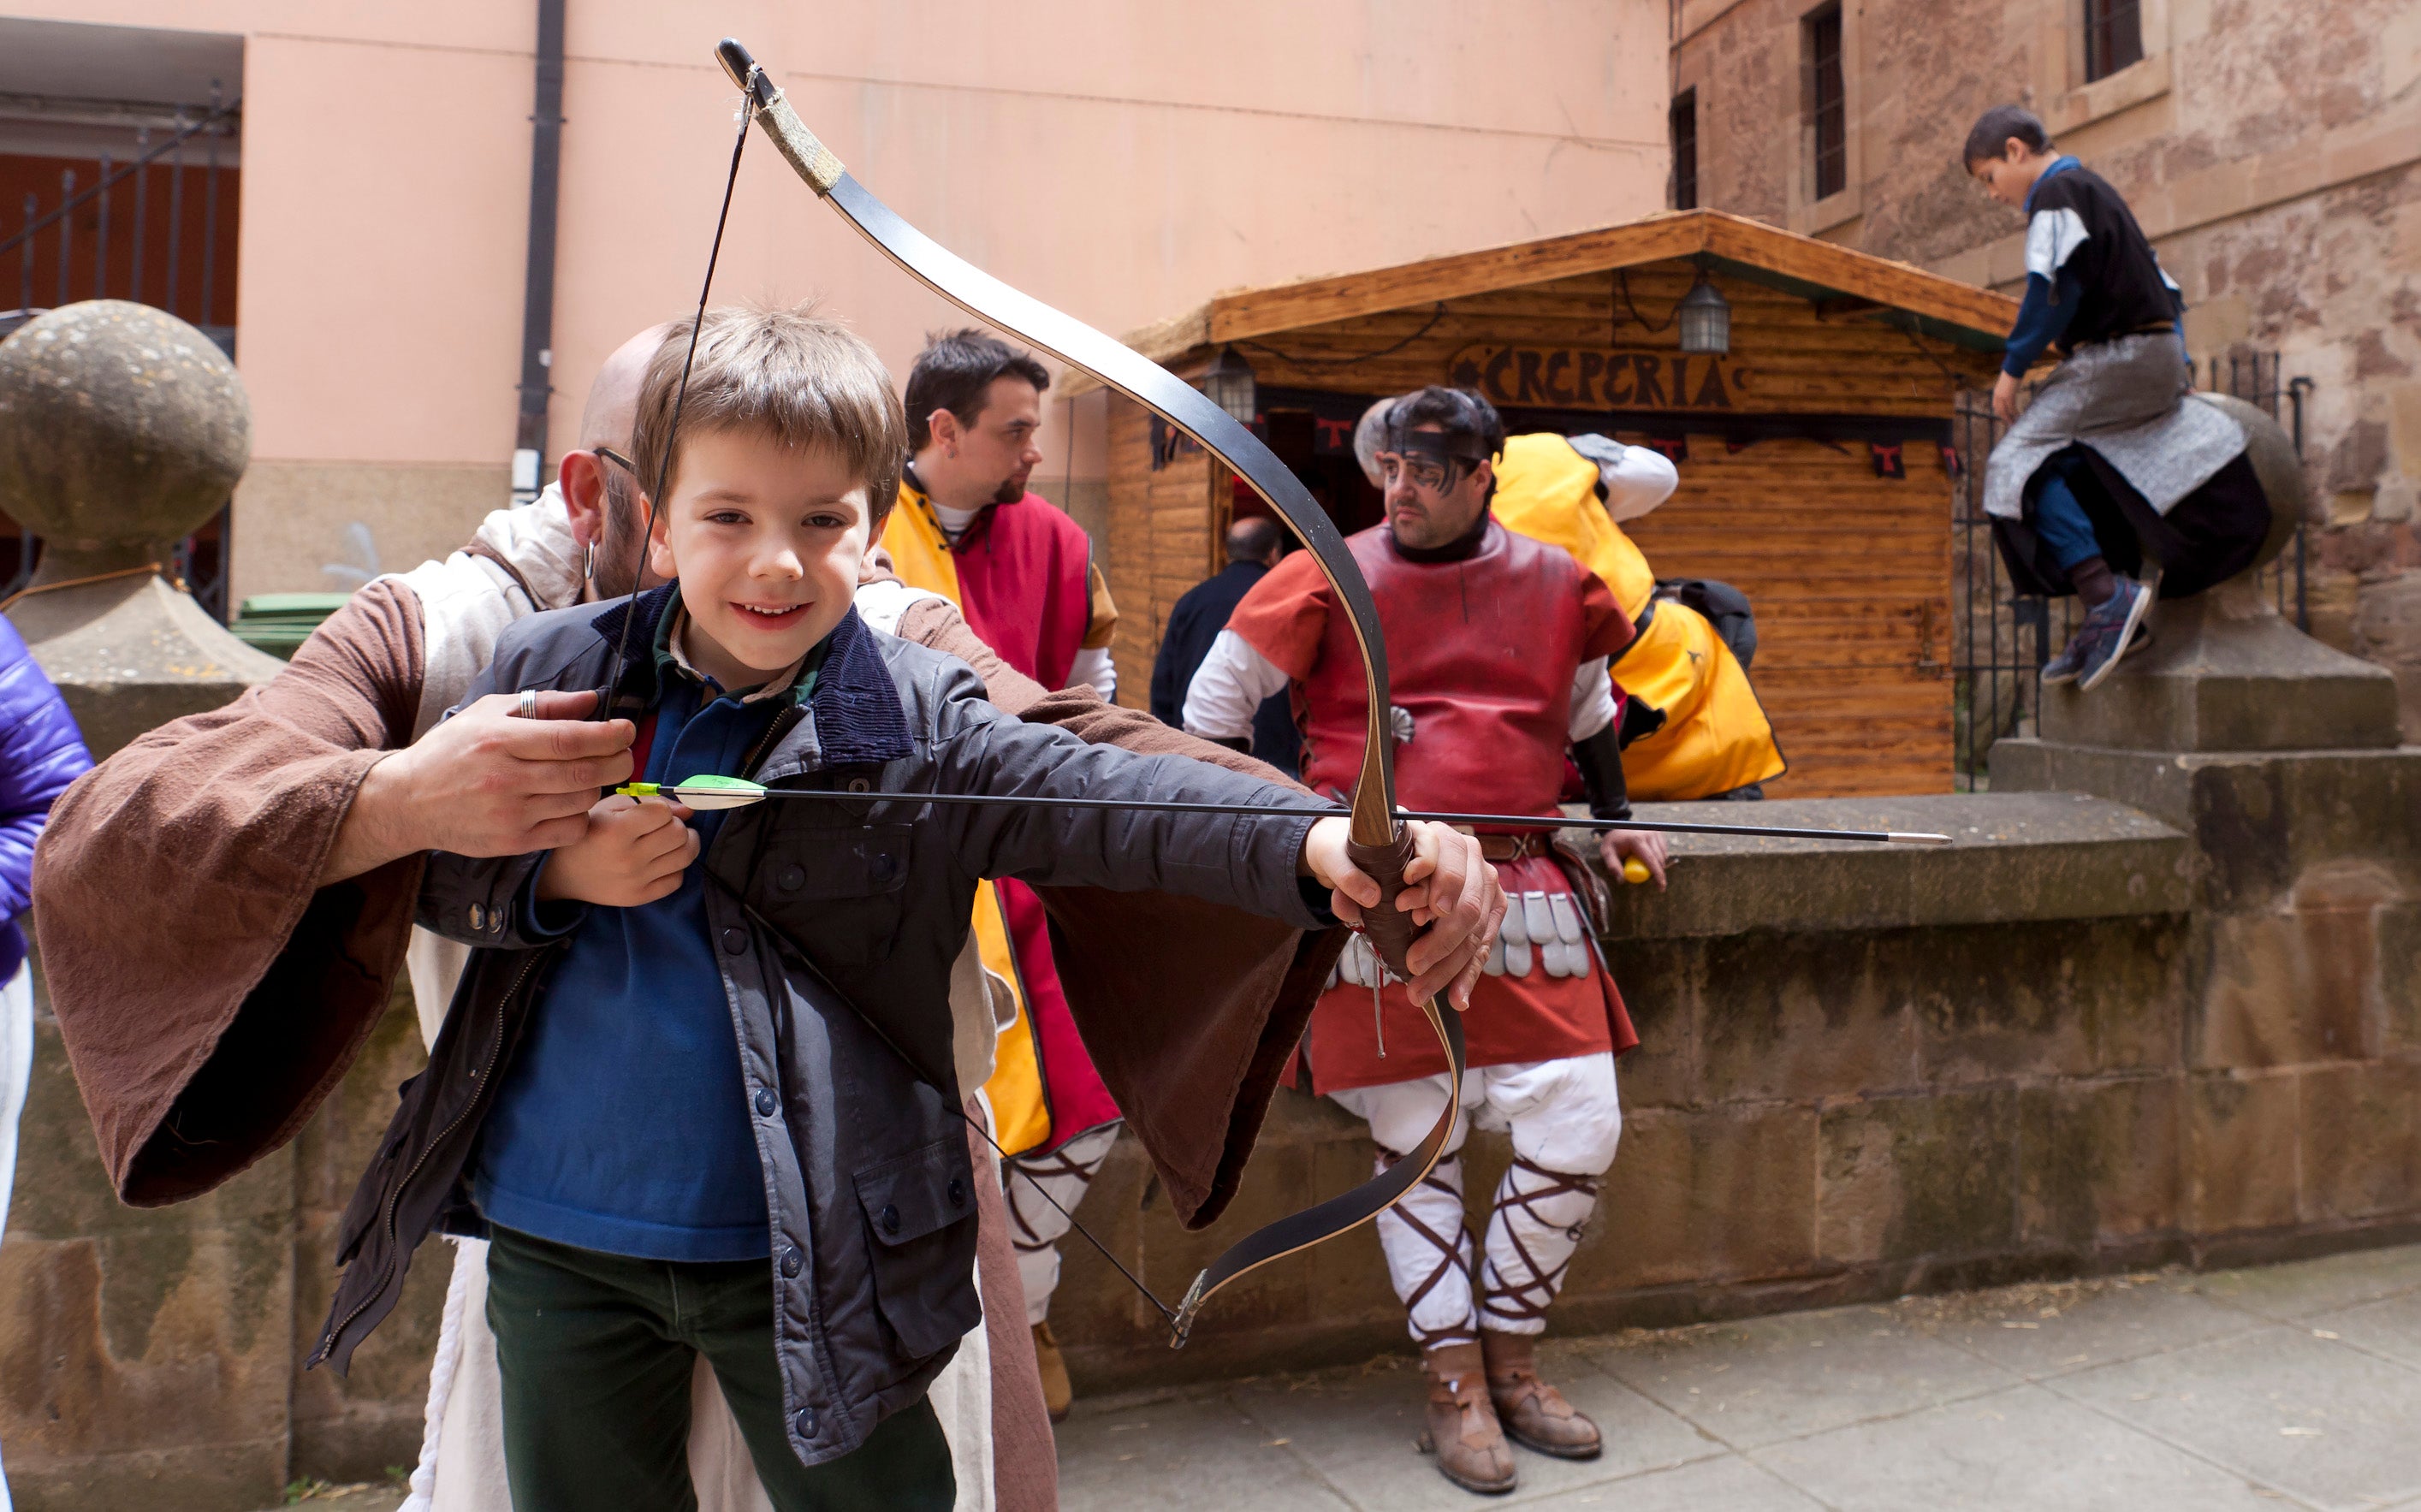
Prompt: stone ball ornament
<box><xmin>0</xmin><ymin>299</ymin><xmax>251</xmax><ymax>566</ymax></box>
<box><xmin>2190</xmin><ymin>390</ymin><xmax>2305</xmax><ymax>576</ymax></box>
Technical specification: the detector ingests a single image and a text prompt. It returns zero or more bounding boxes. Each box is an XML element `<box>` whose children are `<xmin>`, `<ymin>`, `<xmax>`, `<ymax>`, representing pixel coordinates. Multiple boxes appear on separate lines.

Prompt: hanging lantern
<box><xmin>1200</xmin><ymin>347</ymin><xmax>1258</xmax><ymax>424</ymax></box>
<box><xmin>1676</xmin><ymin>267</ymin><xmax>1731</xmax><ymax>355</ymax></box>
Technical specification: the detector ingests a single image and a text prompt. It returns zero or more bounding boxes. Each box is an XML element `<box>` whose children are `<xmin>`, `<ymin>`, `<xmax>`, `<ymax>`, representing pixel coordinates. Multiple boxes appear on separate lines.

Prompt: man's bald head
<box><xmin>562</xmin><ymin>322</ymin><xmax>676</xmax><ymax>600</ymax></box>
<box><xmin>578</xmin><ymin>323</ymin><xmax>675</xmax><ymax>454</ymax></box>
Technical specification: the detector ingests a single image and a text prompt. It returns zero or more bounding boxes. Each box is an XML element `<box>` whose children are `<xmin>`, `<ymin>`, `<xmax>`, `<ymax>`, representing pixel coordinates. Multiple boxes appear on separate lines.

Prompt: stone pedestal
<box><xmin>1994</xmin><ymin>574</ymin><xmax>2421</xmax><ymax>1261</ymax></box>
<box><xmin>8</xmin><ymin>574</ymin><xmax>284</xmax><ymax>757</ymax></box>
<box><xmin>1</xmin><ymin>305</ymin><xmax>312</xmax><ymax>1512</ymax></box>
<box><xmin>2035</xmin><ymin>576</ymin><xmax>2400</xmax><ymax>758</ymax></box>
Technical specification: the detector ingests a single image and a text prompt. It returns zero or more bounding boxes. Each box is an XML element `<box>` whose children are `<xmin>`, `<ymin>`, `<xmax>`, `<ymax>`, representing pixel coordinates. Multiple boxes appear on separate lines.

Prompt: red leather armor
<box><xmin>1296</xmin><ymin>520</ymin><xmax>1589</xmax><ymax>819</ymax></box>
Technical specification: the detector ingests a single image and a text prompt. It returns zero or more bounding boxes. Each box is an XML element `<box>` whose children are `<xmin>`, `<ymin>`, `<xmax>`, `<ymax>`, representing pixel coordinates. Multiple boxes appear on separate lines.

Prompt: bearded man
<box><xmin>1187</xmin><ymin>386</ymin><xmax>1648</xmax><ymax>1497</ymax></box>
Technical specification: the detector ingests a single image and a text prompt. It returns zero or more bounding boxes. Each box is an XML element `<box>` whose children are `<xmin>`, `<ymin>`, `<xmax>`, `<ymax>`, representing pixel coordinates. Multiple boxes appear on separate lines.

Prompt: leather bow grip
<box><xmin>1344</xmin><ymin>826</ymin><xmax>1427</xmax><ymax>983</ymax></box>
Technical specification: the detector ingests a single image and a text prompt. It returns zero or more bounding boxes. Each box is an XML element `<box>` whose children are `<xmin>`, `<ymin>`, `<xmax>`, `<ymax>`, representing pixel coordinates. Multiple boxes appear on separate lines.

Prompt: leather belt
<box><xmin>1476</xmin><ymin>831</ymin><xmax>1554</xmax><ymax>863</ymax></box>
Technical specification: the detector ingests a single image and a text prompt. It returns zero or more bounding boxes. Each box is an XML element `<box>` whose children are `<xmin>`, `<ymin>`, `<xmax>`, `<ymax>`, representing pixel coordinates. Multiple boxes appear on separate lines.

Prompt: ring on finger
<box><xmin>516</xmin><ymin>688</ymin><xmax>539</xmax><ymax>719</ymax></box>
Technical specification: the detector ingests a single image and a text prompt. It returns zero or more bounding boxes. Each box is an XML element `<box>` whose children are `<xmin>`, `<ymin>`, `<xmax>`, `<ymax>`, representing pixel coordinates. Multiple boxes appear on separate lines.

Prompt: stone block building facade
<box><xmin>1667</xmin><ymin>0</ymin><xmax>2421</xmax><ymax>733</ymax></box>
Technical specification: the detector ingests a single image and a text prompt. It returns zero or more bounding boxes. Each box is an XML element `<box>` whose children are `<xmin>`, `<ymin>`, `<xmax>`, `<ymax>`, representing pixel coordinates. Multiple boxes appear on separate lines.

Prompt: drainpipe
<box><xmin>511</xmin><ymin>0</ymin><xmax>566</xmax><ymax>505</ymax></box>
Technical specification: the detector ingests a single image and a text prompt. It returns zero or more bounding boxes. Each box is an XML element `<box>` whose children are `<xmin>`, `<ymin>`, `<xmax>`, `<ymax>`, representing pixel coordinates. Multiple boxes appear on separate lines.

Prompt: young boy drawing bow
<box><xmin>312</xmin><ymin>306</ymin><xmax>1498</xmax><ymax>1510</ymax></box>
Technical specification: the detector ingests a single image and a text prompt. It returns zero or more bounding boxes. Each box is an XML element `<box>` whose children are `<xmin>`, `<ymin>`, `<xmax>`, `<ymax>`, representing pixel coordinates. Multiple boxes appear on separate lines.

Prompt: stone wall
<box><xmin>0</xmin><ymin>965</ymin><xmax>446</xmax><ymax>1512</ymax></box>
<box><xmin>3</xmin><ymin>778</ymin><xmax>2411</xmax><ymax>1503</ymax></box>
<box><xmin>1053</xmin><ymin>792</ymin><xmax>2421</xmax><ymax>1392</ymax></box>
<box><xmin>1670</xmin><ymin>0</ymin><xmax>2421</xmax><ymax>735</ymax></box>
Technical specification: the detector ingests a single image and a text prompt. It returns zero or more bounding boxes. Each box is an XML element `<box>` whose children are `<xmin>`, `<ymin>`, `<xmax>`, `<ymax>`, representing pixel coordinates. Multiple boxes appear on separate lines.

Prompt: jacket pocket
<box><xmin>750</xmin><ymin>821</ymin><xmax>914</xmax><ymax>966</ymax></box>
<box><xmin>852</xmin><ymin>1135</ymin><xmax>981</xmax><ymax>1361</ymax></box>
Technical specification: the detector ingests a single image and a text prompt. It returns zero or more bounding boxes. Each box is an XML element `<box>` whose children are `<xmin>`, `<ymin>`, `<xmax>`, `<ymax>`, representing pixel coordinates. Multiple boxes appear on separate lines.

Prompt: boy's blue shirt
<box><xmin>473</xmin><ymin>590</ymin><xmax>846</xmax><ymax>1262</ymax></box>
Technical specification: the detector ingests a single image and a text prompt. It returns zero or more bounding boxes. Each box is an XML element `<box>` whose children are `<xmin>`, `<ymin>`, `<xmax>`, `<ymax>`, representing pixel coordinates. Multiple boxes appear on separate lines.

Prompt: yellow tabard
<box><xmin>882</xmin><ymin>486</ymin><xmax>1053</xmax><ymax>1153</ymax></box>
<box><xmin>1490</xmin><ymin>432</ymin><xmax>1786</xmax><ymax>801</ymax></box>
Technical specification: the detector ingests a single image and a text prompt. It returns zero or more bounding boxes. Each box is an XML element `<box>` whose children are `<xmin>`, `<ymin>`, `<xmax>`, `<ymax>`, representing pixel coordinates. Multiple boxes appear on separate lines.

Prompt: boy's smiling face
<box><xmin>648</xmin><ymin>424</ymin><xmax>879</xmax><ymax>690</ymax></box>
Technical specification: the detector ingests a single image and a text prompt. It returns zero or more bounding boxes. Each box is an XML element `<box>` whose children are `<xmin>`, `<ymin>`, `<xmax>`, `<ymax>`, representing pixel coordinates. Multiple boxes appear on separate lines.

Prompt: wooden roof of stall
<box><xmin>1066</xmin><ymin>209</ymin><xmax>2016</xmax><ymax>392</ymax></box>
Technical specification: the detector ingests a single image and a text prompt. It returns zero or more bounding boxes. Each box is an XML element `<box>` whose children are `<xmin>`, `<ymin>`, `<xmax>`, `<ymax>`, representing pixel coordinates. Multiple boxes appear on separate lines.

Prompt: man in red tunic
<box><xmin>887</xmin><ymin>329</ymin><xmax>1124</xmax><ymax>1418</ymax></box>
<box><xmin>1184</xmin><ymin>387</ymin><xmax>1661</xmax><ymax>1497</ymax></box>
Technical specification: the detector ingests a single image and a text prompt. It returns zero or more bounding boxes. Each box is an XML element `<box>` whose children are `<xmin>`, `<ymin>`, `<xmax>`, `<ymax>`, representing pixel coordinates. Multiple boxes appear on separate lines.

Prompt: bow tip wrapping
<box><xmin>1168</xmin><ymin>1272</ymin><xmax>1210</xmax><ymax>1349</ymax></box>
<box><xmin>715</xmin><ymin>38</ymin><xmax>757</xmax><ymax>87</ymax></box>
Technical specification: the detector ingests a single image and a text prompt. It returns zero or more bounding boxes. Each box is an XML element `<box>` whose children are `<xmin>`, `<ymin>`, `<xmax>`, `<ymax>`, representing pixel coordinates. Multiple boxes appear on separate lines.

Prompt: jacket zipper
<box><xmin>320</xmin><ymin>946</ymin><xmax>550</xmax><ymax>1360</ymax></box>
<box><xmin>740</xmin><ymin>703</ymin><xmax>806</xmax><ymax>781</ymax></box>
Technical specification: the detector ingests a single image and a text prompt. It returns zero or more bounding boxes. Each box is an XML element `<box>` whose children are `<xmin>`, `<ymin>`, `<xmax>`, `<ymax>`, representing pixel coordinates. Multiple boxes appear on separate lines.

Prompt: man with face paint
<box><xmin>1184</xmin><ymin>386</ymin><xmax>1647</xmax><ymax>1496</ymax></box>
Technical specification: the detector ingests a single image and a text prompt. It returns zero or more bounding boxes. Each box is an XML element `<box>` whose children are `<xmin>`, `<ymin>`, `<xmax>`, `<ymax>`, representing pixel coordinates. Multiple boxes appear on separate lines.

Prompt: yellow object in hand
<box><xmin>1621</xmin><ymin>858</ymin><xmax>1652</xmax><ymax>885</ymax></box>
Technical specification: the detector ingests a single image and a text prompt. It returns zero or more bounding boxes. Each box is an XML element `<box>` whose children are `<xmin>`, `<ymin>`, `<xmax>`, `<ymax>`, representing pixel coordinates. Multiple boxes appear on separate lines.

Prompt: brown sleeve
<box><xmin>896</xmin><ymin>584</ymin><xmax>1339</xmax><ymax>1225</ymax></box>
<box><xmin>33</xmin><ymin>578</ymin><xmax>431</xmax><ymax>1205</ymax></box>
<box><xmin>894</xmin><ymin>593</ymin><xmax>1310</xmax><ymax>797</ymax></box>
<box><xmin>895</xmin><ymin>596</ymin><xmax>1051</xmax><ymax>713</ymax></box>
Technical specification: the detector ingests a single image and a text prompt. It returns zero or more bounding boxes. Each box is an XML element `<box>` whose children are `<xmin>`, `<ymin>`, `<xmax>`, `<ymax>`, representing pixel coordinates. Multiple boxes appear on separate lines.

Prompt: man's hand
<box><xmin>1599</xmin><ymin>828</ymin><xmax>1668</xmax><ymax>889</ymax></box>
<box><xmin>1992</xmin><ymin>371</ymin><xmax>2022</xmax><ymax>425</ymax></box>
<box><xmin>535</xmin><ymin>794</ymin><xmax>697</xmax><ymax>908</ymax></box>
<box><xmin>1302</xmin><ymin>818</ymin><xmax>1506</xmax><ymax>1011</ymax></box>
<box><xmin>321</xmin><ymin>691</ymin><xmax>636</xmax><ymax>886</ymax></box>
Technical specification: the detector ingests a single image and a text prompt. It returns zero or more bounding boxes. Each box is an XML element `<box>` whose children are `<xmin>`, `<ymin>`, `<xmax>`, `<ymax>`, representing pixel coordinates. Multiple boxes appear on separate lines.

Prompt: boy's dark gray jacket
<box><xmin>312</xmin><ymin>587</ymin><xmax>1329</xmax><ymax>1467</ymax></box>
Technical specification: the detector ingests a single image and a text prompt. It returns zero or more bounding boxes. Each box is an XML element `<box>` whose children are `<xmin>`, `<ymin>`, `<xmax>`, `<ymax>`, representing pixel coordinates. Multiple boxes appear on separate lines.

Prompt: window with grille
<box><xmin>2084</xmin><ymin>0</ymin><xmax>2144</xmax><ymax>81</ymax></box>
<box><xmin>1670</xmin><ymin>89</ymin><xmax>1698</xmax><ymax>210</ymax></box>
<box><xmin>1805</xmin><ymin>4</ymin><xmax>1846</xmax><ymax>201</ymax></box>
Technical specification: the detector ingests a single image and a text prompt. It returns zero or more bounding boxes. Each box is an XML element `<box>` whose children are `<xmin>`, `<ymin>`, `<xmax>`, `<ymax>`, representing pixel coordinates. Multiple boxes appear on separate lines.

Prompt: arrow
<box><xmin>615</xmin><ymin>776</ymin><xmax>1954</xmax><ymax>845</ymax></box>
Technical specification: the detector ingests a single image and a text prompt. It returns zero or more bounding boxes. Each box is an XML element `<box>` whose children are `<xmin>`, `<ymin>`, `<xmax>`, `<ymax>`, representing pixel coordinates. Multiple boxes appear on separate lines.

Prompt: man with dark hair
<box><xmin>886</xmin><ymin>327</ymin><xmax>1130</xmax><ymax>1420</ymax></box>
<box><xmin>1963</xmin><ymin>104</ymin><xmax>2258</xmax><ymax>691</ymax></box>
<box><xmin>1150</xmin><ymin>515</ymin><xmax>1298</xmax><ymax>775</ymax></box>
<box><xmin>1184</xmin><ymin>386</ymin><xmax>1650</xmax><ymax>1496</ymax></box>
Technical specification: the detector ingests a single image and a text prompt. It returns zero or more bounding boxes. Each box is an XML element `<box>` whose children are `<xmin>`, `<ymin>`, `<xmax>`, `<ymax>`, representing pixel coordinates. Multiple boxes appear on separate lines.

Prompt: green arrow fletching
<box><xmin>617</xmin><ymin>775</ymin><xmax>770</xmax><ymax>810</ymax></box>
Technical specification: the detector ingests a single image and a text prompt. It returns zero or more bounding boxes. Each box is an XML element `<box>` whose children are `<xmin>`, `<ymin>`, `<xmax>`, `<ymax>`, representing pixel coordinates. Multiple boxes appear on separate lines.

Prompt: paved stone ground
<box><xmin>244</xmin><ymin>1246</ymin><xmax>2421</xmax><ymax>1512</ymax></box>
<box><xmin>1058</xmin><ymin>1244</ymin><xmax>2421</xmax><ymax>1511</ymax></box>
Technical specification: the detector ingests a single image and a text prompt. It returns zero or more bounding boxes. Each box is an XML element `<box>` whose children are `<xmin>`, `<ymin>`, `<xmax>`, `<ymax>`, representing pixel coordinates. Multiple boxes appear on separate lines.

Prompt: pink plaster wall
<box><xmin>3</xmin><ymin>3</ymin><xmax>1670</xmax><ymax>595</ymax></box>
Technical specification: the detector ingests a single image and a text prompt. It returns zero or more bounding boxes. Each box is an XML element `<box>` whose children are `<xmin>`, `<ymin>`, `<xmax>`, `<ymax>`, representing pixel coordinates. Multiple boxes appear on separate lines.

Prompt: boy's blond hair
<box><xmin>630</xmin><ymin>304</ymin><xmax>908</xmax><ymax>525</ymax></box>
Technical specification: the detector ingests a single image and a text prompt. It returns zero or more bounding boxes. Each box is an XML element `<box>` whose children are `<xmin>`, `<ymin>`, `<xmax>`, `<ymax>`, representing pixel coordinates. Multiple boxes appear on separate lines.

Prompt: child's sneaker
<box><xmin>2041</xmin><ymin>633</ymin><xmax>2090</xmax><ymax>685</ymax></box>
<box><xmin>2062</xmin><ymin>577</ymin><xmax>2155</xmax><ymax>692</ymax></box>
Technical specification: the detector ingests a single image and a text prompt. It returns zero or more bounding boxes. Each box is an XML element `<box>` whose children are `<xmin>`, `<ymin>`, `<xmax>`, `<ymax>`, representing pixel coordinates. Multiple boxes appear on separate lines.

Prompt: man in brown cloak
<box><xmin>31</xmin><ymin>328</ymin><xmax>1502</xmax><ymax>1511</ymax></box>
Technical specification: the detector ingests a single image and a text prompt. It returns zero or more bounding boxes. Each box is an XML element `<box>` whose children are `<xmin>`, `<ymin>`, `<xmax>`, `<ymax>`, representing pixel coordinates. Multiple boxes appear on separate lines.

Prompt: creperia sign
<box><xmin>1447</xmin><ymin>344</ymin><xmax>1752</xmax><ymax>411</ymax></box>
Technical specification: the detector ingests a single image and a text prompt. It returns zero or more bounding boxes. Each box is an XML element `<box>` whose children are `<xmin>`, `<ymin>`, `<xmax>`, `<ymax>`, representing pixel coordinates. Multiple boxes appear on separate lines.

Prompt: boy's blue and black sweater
<box><xmin>2002</xmin><ymin>157</ymin><xmax>2185</xmax><ymax>377</ymax></box>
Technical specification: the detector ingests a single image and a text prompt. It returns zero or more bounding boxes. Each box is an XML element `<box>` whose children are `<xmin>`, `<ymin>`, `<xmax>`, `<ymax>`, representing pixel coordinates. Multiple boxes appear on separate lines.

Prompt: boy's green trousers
<box><xmin>486</xmin><ymin>1224</ymin><xmax>956</xmax><ymax>1511</ymax></box>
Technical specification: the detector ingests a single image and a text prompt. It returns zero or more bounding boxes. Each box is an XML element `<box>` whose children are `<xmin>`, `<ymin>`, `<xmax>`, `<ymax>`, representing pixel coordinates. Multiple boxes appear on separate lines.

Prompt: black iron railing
<box><xmin>1</xmin><ymin>92</ymin><xmax>240</xmax><ymax>620</ymax></box>
<box><xmin>1950</xmin><ymin>352</ymin><xmax>2310</xmax><ymax>787</ymax></box>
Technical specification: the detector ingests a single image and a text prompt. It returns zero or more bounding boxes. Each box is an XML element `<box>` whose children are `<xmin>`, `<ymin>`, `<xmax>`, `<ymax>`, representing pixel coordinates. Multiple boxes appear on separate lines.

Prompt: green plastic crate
<box><xmin>230</xmin><ymin>591</ymin><xmax>355</xmax><ymax>660</ymax></box>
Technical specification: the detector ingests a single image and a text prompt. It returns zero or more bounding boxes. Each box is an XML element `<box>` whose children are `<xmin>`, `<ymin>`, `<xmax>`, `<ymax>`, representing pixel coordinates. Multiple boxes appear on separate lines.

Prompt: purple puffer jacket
<box><xmin>0</xmin><ymin>614</ymin><xmax>92</xmax><ymax>982</ymax></box>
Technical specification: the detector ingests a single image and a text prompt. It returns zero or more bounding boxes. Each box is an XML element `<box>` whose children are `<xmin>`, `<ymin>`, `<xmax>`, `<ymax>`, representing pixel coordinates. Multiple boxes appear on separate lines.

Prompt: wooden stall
<box><xmin>1089</xmin><ymin>209</ymin><xmax>2017</xmax><ymax>797</ymax></box>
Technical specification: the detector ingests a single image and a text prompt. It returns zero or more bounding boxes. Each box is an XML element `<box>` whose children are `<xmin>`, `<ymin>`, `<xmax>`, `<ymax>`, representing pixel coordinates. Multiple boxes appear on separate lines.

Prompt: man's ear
<box><xmin>560</xmin><ymin>451</ymin><xmax>605</xmax><ymax>547</ymax></box>
<box><xmin>927</xmin><ymin>408</ymin><xmax>959</xmax><ymax>452</ymax></box>
<box><xmin>645</xmin><ymin>501</ymin><xmax>677</xmax><ymax>581</ymax></box>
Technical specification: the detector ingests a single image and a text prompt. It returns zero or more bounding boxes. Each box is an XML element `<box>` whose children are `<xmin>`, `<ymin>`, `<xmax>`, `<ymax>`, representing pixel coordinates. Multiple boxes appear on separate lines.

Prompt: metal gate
<box><xmin>1950</xmin><ymin>352</ymin><xmax>2310</xmax><ymax>787</ymax></box>
<box><xmin>0</xmin><ymin>93</ymin><xmax>240</xmax><ymax>619</ymax></box>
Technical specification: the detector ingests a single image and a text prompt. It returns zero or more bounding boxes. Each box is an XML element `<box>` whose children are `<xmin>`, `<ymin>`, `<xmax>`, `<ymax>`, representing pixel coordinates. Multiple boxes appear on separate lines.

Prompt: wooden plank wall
<box><xmin>1222</xmin><ymin>261</ymin><xmax>1992</xmax><ymax>416</ymax></box>
<box><xmin>1623</xmin><ymin>438</ymin><xmax>1953</xmax><ymax>796</ymax></box>
<box><xmin>1101</xmin><ymin>258</ymin><xmax>1996</xmax><ymax>792</ymax></box>
<box><xmin>1104</xmin><ymin>397</ymin><xmax>1219</xmax><ymax>707</ymax></box>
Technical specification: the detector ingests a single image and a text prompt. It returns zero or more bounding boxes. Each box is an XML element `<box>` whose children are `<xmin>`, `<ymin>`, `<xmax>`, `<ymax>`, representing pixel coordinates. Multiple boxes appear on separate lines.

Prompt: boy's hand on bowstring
<box><xmin>1302</xmin><ymin>818</ymin><xmax>1506</xmax><ymax>1012</ymax></box>
<box><xmin>535</xmin><ymin>793</ymin><xmax>698</xmax><ymax>908</ymax></box>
